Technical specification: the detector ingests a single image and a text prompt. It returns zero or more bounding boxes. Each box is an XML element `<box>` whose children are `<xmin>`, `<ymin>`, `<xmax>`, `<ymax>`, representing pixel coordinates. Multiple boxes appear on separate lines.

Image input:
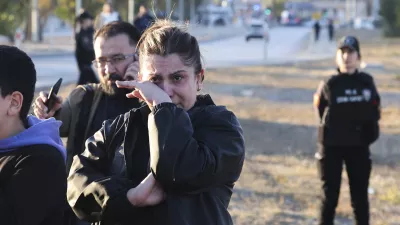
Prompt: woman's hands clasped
<box><xmin>127</xmin><ymin>173</ymin><xmax>166</xmax><ymax>207</ymax></box>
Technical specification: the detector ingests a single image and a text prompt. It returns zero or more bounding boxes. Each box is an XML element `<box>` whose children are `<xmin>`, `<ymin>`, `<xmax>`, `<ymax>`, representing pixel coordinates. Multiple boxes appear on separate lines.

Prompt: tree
<box><xmin>380</xmin><ymin>0</ymin><xmax>400</xmax><ymax>37</ymax></box>
<box><xmin>54</xmin><ymin>0</ymin><xmax>135</xmax><ymax>25</ymax></box>
<box><xmin>23</xmin><ymin>0</ymin><xmax>58</xmax><ymax>42</ymax></box>
<box><xmin>38</xmin><ymin>0</ymin><xmax>58</xmax><ymax>41</ymax></box>
<box><xmin>0</xmin><ymin>0</ymin><xmax>30</xmax><ymax>40</ymax></box>
<box><xmin>54</xmin><ymin>0</ymin><xmax>78</xmax><ymax>24</ymax></box>
<box><xmin>271</xmin><ymin>0</ymin><xmax>285</xmax><ymax>16</ymax></box>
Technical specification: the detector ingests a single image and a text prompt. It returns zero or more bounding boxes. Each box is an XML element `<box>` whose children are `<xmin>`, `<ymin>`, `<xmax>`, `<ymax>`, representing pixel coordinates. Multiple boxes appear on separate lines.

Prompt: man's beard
<box><xmin>101</xmin><ymin>73</ymin><xmax>131</xmax><ymax>97</ymax></box>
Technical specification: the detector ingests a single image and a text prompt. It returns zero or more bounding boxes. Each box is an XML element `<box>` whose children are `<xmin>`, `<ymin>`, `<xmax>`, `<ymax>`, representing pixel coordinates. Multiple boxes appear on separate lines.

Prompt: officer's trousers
<box><xmin>316</xmin><ymin>145</ymin><xmax>371</xmax><ymax>225</ymax></box>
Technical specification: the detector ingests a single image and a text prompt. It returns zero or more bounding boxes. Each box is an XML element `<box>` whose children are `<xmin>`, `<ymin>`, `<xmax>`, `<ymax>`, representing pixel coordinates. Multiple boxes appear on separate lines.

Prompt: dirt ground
<box><xmin>42</xmin><ymin>28</ymin><xmax>400</xmax><ymax>225</ymax></box>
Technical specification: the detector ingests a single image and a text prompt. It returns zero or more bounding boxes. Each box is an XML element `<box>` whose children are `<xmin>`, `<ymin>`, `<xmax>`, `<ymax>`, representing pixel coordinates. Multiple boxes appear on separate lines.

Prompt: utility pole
<box><xmin>353</xmin><ymin>0</ymin><xmax>358</xmax><ymax>19</ymax></box>
<box><xmin>372</xmin><ymin>0</ymin><xmax>380</xmax><ymax>17</ymax></box>
<box><xmin>75</xmin><ymin>0</ymin><xmax>82</xmax><ymax>15</ymax></box>
<box><xmin>179</xmin><ymin>0</ymin><xmax>184</xmax><ymax>22</ymax></box>
<box><xmin>31</xmin><ymin>0</ymin><xmax>39</xmax><ymax>42</ymax></box>
<box><xmin>128</xmin><ymin>0</ymin><xmax>135</xmax><ymax>24</ymax></box>
<box><xmin>346</xmin><ymin>0</ymin><xmax>355</xmax><ymax>23</ymax></box>
<box><xmin>153</xmin><ymin>0</ymin><xmax>158</xmax><ymax>12</ymax></box>
<box><xmin>190</xmin><ymin>0</ymin><xmax>196</xmax><ymax>24</ymax></box>
<box><xmin>166</xmin><ymin>0</ymin><xmax>171</xmax><ymax>17</ymax></box>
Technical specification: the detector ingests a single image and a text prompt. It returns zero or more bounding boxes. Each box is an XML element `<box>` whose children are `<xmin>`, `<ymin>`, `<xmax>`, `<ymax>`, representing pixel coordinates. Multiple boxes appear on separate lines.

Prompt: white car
<box><xmin>246</xmin><ymin>18</ymin><xmax>270</xmax><ymax>42</ymax></box>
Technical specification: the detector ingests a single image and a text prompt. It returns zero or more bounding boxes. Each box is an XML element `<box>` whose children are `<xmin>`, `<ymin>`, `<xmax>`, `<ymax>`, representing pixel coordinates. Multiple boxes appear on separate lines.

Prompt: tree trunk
<box><xmin>25</xmin><ymin>11</ymin><xmax>32</xmax><ymax>41</ymax></box>
<box><xmin>366</xmin><ymin>0</ymin><xmax>373</xmax><ymax>16</ymax></box>
<box><xmin>39</xmin><ymin>18</ymin><xmax>45</xmax><ymax>42</ymax></box>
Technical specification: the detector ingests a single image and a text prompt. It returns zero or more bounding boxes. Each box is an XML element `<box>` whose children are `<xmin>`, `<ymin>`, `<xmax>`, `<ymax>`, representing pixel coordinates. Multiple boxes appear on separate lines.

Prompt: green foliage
<box><xmin>0</xmin><ymin>0</ymin><xmax>30</xmax><ymax>39</ymax></box>
<box><xmin>380</xmin><ymin>0</ymin><xmax>400</xmax><ymax>37</ymax></box>
<box><xmin>54</xmin><ymin>0</ymin><xmax>105</xmax><ymax>24</ymax></box>
<box><xmin>271</xmin><ymin>0</ymin><xmax>285</xmax><ymax>16</ymax></box>
<box><xmin>0</xmin><ymin>0</ymin><xmax>203</xmax><ymax>40</ymax></box>
<box><xmin>54</xmin><ymin>0</ymin><xmax>76</xmax><ymax>24</ymax></box>
<box><xmin>53</xmin><ymin>0</ymin><xmax>138</xmax><ymax>25</ymax></box>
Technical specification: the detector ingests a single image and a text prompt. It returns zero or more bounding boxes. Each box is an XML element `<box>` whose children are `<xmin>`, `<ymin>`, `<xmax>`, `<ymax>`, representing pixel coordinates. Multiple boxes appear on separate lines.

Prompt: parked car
<box><xmin>246</xmin><ymin>18</ymin><xmax>270</xmax><ymax>42</ymax></box>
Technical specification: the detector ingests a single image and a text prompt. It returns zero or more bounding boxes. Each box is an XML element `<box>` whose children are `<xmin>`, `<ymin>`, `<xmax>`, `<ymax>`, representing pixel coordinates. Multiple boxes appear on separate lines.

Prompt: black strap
<box><xmin>83</xmin><ymin>85</ymin><xmax>103</xmax><ymax>146</ymax></box>
<box><xmin>68</xmin><ymin>84</ymin><xmax>102</xmax><ymax>162</ymax></box>
<box><xmin>78</xmin><ymin>84</ymin><xmax>103</xmax><ymax>152</ymax></box>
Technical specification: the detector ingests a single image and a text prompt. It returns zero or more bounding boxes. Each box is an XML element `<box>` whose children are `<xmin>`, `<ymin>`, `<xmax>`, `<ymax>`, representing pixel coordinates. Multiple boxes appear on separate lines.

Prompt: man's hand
<box><xmin>127</xmin><ymin>173</ymin><xmax>166</xmax><ymax>207</ymax></box>
<box><xmin>33</xmin><ymin>91</ymin><xmax>63</xmax><ymax>119</ymax></box>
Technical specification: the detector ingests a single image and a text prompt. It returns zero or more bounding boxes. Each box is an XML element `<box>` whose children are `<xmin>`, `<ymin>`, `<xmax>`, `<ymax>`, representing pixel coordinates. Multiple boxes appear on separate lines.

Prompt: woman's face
<box><xmin>140</xmin><ymin>54</ymin><xmax>203</xmax><ymax>111</ymax></box>
<box><xmin>336</xmin><ymin>47</ymin><xmax>359</xmax><ymax>73</ymax></box>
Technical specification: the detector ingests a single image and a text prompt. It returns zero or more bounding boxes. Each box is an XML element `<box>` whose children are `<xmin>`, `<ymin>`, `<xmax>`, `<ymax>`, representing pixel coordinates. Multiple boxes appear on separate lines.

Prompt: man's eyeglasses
<box><xmin>92</xmin><ymin>53</ymin><xmax>137</xmax><ymax>68</ymax></box>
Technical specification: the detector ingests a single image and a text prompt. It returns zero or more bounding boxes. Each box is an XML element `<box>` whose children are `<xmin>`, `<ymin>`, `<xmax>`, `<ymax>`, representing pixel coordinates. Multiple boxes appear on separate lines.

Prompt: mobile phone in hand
<box><xmin>45</xmin><ymin>78</ymin><xmax>63</xmax><ymax>113</ymax></box>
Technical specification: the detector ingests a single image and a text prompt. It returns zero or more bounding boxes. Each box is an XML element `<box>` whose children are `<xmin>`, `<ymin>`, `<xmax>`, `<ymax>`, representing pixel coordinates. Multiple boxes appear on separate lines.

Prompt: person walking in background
<box><xmin>94</xmin><ymin>2</ymin><xmax>121</xmax><ymax>30</ymax></box>
<box><xmin>314</xmin><ymin>20</ymin><xmax>321</xmax><ymax>42</ymax></box>
<box><xmin>75</xmin><ymin>10</ymin><xmax>98</xmax><ymax>85</ymax></box>
<box><xmin>328</xmin><ymin>19</ymin><xmax>335</xmax><ymax>41</ymax></box>
<box><xmin>313</xmin><ymin>36</ymin><xmax>381</xmax><ymax>225</ymax></box>
<box><xmin>133</xmin><ymin>4</ymin><xmax>155</xmax><ymax>34</ymax></box>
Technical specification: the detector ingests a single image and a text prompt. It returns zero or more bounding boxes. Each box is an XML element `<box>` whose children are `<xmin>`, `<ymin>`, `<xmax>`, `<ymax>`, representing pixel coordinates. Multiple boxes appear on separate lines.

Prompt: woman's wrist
<box><xmin>153</xmin><ymin>98</ymin><xmax>172</xmax><ymax>106</ymax></box>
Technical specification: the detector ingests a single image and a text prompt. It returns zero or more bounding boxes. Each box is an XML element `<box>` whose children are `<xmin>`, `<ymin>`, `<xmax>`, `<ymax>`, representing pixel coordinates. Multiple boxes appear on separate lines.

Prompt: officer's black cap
<box><xmin>337</xmin><ymin>36</ymin><xmax>360</xmax><ymax>55</ymax></box>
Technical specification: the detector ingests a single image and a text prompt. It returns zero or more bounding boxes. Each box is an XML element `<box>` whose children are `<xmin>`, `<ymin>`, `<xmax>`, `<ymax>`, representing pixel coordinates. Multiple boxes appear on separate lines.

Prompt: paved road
<box><xmin>33</xmin><ymin>55</ymin><xmax>78</xmax><ymax>88</ymax></box>
<box><xmin>33</xmin><ymin>27</ymin><xmax>311</xmax><ymax>89</ymax></box>
<box><xmin>200</xmin><ymin>26</ymin><xmax>310</xmax><ymax>68</ymax></box>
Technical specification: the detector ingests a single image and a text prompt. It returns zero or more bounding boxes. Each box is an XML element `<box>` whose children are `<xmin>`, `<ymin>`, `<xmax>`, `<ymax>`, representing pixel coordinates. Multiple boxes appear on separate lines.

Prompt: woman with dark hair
<box><xmin>67</xmin><ymin>19</ymin><xmax>245</xmax><ymax>225</ymax></box>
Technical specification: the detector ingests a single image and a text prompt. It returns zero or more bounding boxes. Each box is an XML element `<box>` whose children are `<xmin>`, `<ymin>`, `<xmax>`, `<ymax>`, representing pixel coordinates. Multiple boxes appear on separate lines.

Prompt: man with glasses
<box><xmin>33</xmin><ymin>21</ymin><xmax>142</xmax><ymax>225</ymax></box>
<box><xmin>34</xmin><ymin>20</ymin><xmax>141</xmax><ymax>170</ymax></box>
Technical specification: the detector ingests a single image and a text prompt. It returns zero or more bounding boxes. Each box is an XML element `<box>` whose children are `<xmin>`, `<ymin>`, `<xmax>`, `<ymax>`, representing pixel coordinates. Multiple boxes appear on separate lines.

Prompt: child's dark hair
<box><xmin>0</xmin><ymin>45</ymin><xmax>36</xmax><ymax>122</ymax></box>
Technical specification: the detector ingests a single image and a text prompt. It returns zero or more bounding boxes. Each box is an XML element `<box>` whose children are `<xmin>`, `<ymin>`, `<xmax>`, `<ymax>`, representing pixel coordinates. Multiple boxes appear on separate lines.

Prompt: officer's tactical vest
<box><xmin>319</xmin><ymin>73</ymin><xmax>380</xmax><ymax>146</ymax></box>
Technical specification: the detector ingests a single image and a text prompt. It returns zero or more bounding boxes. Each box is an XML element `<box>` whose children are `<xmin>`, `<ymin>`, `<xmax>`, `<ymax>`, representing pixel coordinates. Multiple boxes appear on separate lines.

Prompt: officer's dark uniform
<box><xmin>313</xmin><ymin>36</ymin><xmax>381</xmax><ymax>225</ymax></box>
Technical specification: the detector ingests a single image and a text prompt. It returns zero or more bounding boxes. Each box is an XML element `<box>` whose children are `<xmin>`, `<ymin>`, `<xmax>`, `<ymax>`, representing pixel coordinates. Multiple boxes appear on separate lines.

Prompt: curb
<box><xmin>28</xmin><ymin>50</ymin><xmax>74</xmax><ymax>58</ymax></box>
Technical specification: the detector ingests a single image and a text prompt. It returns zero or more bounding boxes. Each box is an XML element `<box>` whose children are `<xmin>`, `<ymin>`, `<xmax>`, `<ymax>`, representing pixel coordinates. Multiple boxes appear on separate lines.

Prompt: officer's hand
<box><xmin>33</xmin><ymin>91</ymin><xmax>63</xmax><ymax>119</ymax></box>
<box><xmin>127</xmin><ymin>173</ymin><xmax>166</xmax><ymax>207</ymax></box>
<box><xmin>124</xmin><ymin>61</ymin><xmax>140</xmax><ymax>81</ymax></box>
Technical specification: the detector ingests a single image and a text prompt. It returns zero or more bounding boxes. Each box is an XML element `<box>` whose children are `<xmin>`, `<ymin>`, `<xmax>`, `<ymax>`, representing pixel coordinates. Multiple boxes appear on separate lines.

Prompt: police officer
<box><xmin>313</xmin><ymin>36</ymin><xmax>381</xmax><ymax>225</ymax></box>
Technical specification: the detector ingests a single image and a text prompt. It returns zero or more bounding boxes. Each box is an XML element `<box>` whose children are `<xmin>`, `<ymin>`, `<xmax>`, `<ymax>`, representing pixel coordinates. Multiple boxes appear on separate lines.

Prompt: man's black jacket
<box><xmin>67</xmin><ymin>95</ymin><xmax>245</xmax><ymax>225</ymax></box>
